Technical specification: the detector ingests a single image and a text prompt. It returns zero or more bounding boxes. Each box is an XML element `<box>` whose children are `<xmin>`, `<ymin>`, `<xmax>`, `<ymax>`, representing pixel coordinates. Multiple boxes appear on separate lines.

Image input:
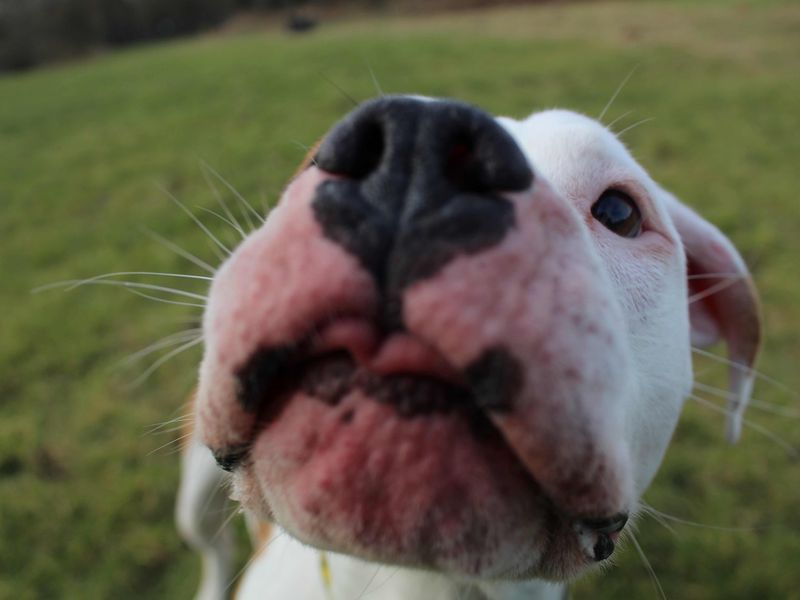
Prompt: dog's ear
<box><xmin>663</xmin><ymin>193</ymin><xmax>762</xmax><ymax>443</ymax></box>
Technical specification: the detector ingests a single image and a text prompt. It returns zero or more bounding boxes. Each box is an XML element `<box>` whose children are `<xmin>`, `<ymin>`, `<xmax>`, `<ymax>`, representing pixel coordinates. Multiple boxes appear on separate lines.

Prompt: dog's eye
<box><xmin>591</xmin><ymin>189</ymin><xmax>643</xmax><ymax>238</ymax></box>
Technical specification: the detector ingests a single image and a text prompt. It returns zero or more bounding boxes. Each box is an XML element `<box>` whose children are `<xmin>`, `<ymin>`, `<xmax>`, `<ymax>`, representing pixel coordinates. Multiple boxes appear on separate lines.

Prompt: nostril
<box><xmin>316</xmin><ymin>116</ymin><xmax>385</xmax><ymax>179</ymax></box>
<box><xmin>444</xmin><ymin>137</ymin><xmax>480</xmax><ymax>192</ymax></box>
<box><xmin>347</xmin><ymin>119</ymin><xmax>385</xmax><ymax>178</ymax></box>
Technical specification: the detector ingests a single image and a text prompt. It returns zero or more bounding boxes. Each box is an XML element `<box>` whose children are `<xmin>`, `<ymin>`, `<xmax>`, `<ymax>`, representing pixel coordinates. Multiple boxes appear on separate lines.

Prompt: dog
<box><xmin>175</xmin><ymin>96</ymin><xmax>761</xmax><ymax>600</ymax></box>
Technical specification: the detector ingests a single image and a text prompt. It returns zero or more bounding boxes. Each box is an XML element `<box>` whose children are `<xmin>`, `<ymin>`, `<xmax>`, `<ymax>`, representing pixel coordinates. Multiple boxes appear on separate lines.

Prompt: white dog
<box><xmin>176</xmin><ymin>97</ymin><xmax>760</xmax><ymax>600</ymax></box>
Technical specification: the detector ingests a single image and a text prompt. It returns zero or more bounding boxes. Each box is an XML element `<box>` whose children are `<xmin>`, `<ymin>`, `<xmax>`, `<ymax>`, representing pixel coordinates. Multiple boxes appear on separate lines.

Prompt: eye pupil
<box><xmin>591</xmin><ymin>190</ymin><xmax>642</xmax><ymax>238</ymax></box>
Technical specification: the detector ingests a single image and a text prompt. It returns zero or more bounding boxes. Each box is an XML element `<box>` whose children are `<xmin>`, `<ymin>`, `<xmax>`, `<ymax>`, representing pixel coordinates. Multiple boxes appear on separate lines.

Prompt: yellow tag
<box><xmin>319</xmin><ymin>551</ymin><xmax>334</xmax><ymax>599</ymax></box>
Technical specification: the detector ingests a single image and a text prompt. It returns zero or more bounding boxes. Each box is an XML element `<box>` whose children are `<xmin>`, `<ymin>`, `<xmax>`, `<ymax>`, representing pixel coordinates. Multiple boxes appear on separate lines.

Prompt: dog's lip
<box><xmin>219</xmin><ymin>324</ymin><xmax>629</xmax><ymax>507</ymax></box>
<box><xmin>213</xmin><ymin>318</ymin><xmax>472</xmax><ymax>471</ymax></box>
<box><xmin>219</xmin><ymin>318</ymin><xmax>629</xmax><ymax>528</ymax></box>
<box><xmin>307</xmin><ymin>317</ymin><xmax>464</xmax><ymax>385</ymax></box>
<box><xmin>214</xmin><ymin>327</ymin><xmax>631</xmax><ymax>566</ymax></box>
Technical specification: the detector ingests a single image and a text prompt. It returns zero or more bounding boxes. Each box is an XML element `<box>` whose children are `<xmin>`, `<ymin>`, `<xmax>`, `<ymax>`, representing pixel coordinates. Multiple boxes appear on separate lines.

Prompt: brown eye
<box><xmin>591</xmin><ymin>189</ymin><xmax>643</xmax><ymax>238</ymax></box>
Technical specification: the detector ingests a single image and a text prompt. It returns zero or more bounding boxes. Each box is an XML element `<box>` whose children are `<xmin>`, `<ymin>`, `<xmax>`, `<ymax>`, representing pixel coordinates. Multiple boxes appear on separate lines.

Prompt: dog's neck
<box><xmin>238</xmin><ymin>527</ymin><xmax>566</xmax><ymax>600</ymax></box>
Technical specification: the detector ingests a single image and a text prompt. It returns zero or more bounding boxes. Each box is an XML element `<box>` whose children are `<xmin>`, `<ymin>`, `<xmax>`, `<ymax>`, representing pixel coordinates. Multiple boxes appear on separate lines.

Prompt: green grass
<box><xmin>1</xmin><ymin>1</ymin><xmax>799</xmax><ymax>598</ymax></box>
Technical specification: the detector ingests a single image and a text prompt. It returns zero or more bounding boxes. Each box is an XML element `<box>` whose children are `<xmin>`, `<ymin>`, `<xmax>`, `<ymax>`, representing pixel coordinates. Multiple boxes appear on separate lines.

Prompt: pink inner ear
<box><xmin>687</xmin><ymin>257</ymin><xmax>723</xmax><ymax>348</ymax></box>
<box><xmin>685</xmin><ymin>248</ymin><xmax>761</xmax><ymax>372</ymax></box>
<box><xmin>665</xmin><ymin>194</ymin><xmax>762</xmax><ymax>443</ymax></box>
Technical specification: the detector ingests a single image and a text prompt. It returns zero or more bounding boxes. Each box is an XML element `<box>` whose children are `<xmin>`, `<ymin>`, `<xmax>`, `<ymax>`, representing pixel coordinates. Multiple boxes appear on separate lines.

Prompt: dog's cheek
<box><xmin>196</xmin><ymin>168</ymin><xmax>379</xmax><ymax>450</ymax></box>
<box><xmin>595</xmin><ymin>232</ymin><xmax>692</xmax><ymax>492</ymax></box>
<box><xmin>403</xmin><ymin>184</ymin><xmax>635</xmax><ymax>517</ymax></box>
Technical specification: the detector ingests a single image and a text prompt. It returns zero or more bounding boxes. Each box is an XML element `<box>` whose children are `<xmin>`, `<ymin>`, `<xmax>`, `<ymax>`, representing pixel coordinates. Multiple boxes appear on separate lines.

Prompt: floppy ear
<box><xmin>663</xmin><ymin>193</ymin><xmax>762</xmax><ymax>443</ymax></box>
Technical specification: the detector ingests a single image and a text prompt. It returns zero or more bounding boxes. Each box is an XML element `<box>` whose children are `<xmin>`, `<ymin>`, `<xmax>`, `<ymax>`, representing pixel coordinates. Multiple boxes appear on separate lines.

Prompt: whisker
<box><xmin>687</xmin><ymin>272</ymin><xmax>747</xmax><ymax>281</ymax></box>
<box><xmin>637</xmin><ymin>503</ymin><xmax>678</xmax><ymax>536</ymax></box>
<box><xmin>201</xmin><ymin>161</ymin><xmax>249</xmax><ymax>237</ymax></box>
<box><xmin>322</xmin><ymin>72</ymin><xmax>359</xmax><ymax>107</ymax></box>
<box><xmin>748</xmin><ymin>398</ymin><xmax>800</xmax><ymax>418</ymax></box>
<box><xmin>201</xmin><ymin>465</ymin><xmax>235</xmax><ymax>532</ymax></box>
<box><xmin>147</xmin><ymin>431</ymin><xmax>193</xmax><ymax>456</ymax></box>
<box><xmin>57</xmin><ymin>271</ymin><xmax>212</xmax><ymax>292</ymax></box>
<box><xmin>606</xmin><ymin>109</ymin><xmax>634</xmax><ymax>132</ymax></box>
<box><xmin>123</xmin><ymin>288</ymin><xmax>206</xmax><ymax>308</ymax></box>
<box><xmin>158</xmin><ymin>185</ymin><xmax>232</xmax><ymax>256</ymax></box>
<box><xmin>365</xmin><ymin>61</ymin><xmax>385</xmax><ymax>97</ymax></box>
<box><xmin>35</xmin><ymin>279</ymin><xmax>207</xmax><ymax>301</ymax></box>
<box><xmin>629</xmin><ymin>530</ymin><xmax>667</xmax><ymax>600</ymax></box>
<box><xmin>225</xmin><ymin>529</ymin><xmax>286</xmax><ymax>593</ymax></box>
<box><xmin>689</xmin><ymin>394</ymin><xmax>799</xmax><ymax>458</ymax></box>
<box><xmin>640</xmin><ymin>501</ymin><xmax>756</xmax><ymax>533</ymax></box>
<box><xmin>120</xmin><ymin>329</ymin><xmax>202</xmax><ymax>367</ymax></box>
<box><xmin>293</xmin><ymin>141</ymin><xmax>319</xmax><ymax>168</ymax></box>
<box><xmin>144</xmin><ymin>413</ymin><xmax>191</xmax><ymax>436</ymax></box>
<box><xmin>364</xmin><ymin>567</ymin><xmax>401</xmax><ymax>598</ymax></box>
<box><xmin>201</xmin><ymin>162</ymin><xmax>266</xmax><ymax>227</ymax></box>
<box><xmin>142</xmin><ymin>228</ymin><xmax>217</xmax><ymax>274</ymax></box>
<box><xmin>693</xmin><ymin>382</ymin><xmax>800</xmax><ymax>418</ymax></box>
<box><xmin>616</xmin><ymin>117</ymin><xmax>655</xmax><ymax>138</ymax></box>
<box><xmin>129</xmin><ymin>337</ymin><xmax>204</xmax><ymax>388</ymax></box>
<box><xmin>152</xmin><ymin>423</ymin><xmax>191</xmax><ymax>436</ymax></box>
<box><xmin>197</xmin><ymin>206</ymin><xmax>247</xmax><ymax>240</ymax></box>
<box><xmin>598</xmin><ymin>64</ymin><xmax>640</xmax><ymax>122</ymax></box>
<box><xmin>237</xmin><ymin>196</ymin><xmax>257</xmax><ymax>233</ymax></box>
<box><xmin>354</xmin><ymin>564</ymin><xmax>382</xmax><ymax>600</ymax></box>
<box><xmin>688</xmin><ymin>278</ymin><xmax>741</xmax><ymax>304</ymax></box>
<box><xmin>691</xmin><ymin>347</ymin><xmax>799</xmax><ymax>399</ymax></box>
<box><xmin>205</xmin><ymin>239</ymin><xmax>228</xmax><ymax>264</ymax></box>
<box><xmin>260</xmin><ymin>191</ymin><xmax>272</xmax><ymax>215</ymax></box>
<box><xmin>213</xmin><ymin>503</ymin><xmax>243</xmax><ymax>543</ymax></box>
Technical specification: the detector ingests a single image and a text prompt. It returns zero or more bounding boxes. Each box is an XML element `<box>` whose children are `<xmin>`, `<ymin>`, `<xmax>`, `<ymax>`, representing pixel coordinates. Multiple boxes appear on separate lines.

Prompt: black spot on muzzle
<box><xmin>235</xmin><ymin>345</ymin><xmax>301</xmax><ymax>412</ymax></box>
<box><xmin>465</xmin><ymin>347</ymin><xmax>523</xmax><ymax>412</ymax></box>
<box><xmin>312</xmin><ymin>97</ymin><xmax>533</xmax><ymax>329</ymax></box>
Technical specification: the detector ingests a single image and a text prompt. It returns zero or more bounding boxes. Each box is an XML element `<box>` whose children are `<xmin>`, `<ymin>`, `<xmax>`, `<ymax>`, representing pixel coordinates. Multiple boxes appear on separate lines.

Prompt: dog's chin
<box><xmin>226</xmin><ymin>353</ymin><xmax>596</xmax><ymax>579</ymax></box>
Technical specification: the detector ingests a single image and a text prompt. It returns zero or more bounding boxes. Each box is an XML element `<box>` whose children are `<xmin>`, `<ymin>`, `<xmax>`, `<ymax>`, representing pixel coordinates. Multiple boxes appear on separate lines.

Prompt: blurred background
<box><xmin>1</xmin><ymin>0</ymin><xmax>798</xmax><ymax>598</ymax></box>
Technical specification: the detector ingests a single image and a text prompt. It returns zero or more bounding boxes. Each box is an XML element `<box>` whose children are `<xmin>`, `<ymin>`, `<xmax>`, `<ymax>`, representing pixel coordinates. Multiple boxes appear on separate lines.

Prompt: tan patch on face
<box><xmin>292</xmin><ymin>138</ymin><xmax>324</xmax><ymax>182</ymax></box>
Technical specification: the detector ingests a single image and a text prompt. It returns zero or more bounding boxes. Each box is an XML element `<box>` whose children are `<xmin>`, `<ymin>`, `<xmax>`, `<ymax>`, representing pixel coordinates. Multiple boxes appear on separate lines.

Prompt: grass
<box><xmin>0</xmin><ymin>1</ymin><xmax>798</xmax><ymax>598</ymax></box>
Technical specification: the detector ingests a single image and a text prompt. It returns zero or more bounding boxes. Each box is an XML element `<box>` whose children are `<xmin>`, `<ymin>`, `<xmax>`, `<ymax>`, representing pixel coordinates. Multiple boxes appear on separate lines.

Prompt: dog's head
<box><xmin>194</xmin><ymin>97</ymin><xmax>760</xmax><ymax>581</ymax></box>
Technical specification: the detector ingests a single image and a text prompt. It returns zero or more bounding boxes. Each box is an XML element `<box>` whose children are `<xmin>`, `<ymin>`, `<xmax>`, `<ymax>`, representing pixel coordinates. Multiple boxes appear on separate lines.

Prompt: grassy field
<box><xmin>1</xmin><ymin>1</ymin><xmax>799</xmax><ymax>598</ymax></box>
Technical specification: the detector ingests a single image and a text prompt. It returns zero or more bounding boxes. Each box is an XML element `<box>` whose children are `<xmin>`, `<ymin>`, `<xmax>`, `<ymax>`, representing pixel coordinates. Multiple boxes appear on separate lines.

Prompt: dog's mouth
<box><xmin>209</xmin><ymin>319</ymin><xmax>629</xmax><ymax>576</ymax></box>
<box><xmin>215</xmin><ymin>318</ymin><xmax>504</xmax><ymax>472</ymax></box>
<box><xmin>214</xmin><ymin>327</ymin><xmax>548</xmax><ymax>574</ymax></box>
<box><xmin>246</xmin><ymin>351</ymin><xmax>492</xmax><ymax>432</ymax></box>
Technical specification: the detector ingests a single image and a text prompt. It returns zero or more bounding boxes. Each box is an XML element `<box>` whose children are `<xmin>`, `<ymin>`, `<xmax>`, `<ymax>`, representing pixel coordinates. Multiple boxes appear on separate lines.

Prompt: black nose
<box><xmin>311</xmin><ymin>97</ymin><xmax>533</xmax><ymax>328</ymax></box>
<box><xmin>315</xmin><ymin>96</ymin><xmax>532</xmax><ymax>194</ymax></box>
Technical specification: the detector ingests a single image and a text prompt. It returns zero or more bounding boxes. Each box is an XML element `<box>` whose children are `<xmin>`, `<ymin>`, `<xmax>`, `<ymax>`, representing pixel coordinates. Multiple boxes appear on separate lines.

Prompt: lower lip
<box><xmin>244</xmin><ymin>372</ymin><xmax>548</xmax><ymax>571</ymax></box>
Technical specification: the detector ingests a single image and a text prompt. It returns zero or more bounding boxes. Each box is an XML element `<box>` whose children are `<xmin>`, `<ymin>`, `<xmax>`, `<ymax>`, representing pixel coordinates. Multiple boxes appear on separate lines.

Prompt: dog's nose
<box><xmin>312</xmin><ymin>97</ymin><xmax>533</xmax><ymax>326</ymax></box>
<box><xmin>315</xmin><ymin>96</ymin><xmax>532</xmax><ymax>194</ymax></box>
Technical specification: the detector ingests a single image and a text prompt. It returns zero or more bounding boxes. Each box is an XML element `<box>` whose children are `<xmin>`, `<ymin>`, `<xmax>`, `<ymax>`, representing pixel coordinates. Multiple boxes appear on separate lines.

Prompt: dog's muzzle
<box><xmin>197</xmin><ymin>96</ymin><xmax>635</xmax><ymax>578</ymax></box>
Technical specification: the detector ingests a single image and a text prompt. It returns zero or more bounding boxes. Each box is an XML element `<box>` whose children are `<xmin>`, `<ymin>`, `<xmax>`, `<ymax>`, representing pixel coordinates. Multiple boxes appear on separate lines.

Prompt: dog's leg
<box><xmin>176</xmin><ymin>431</ymin><xmax>235</xmax><ymax>600</ymax></box>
